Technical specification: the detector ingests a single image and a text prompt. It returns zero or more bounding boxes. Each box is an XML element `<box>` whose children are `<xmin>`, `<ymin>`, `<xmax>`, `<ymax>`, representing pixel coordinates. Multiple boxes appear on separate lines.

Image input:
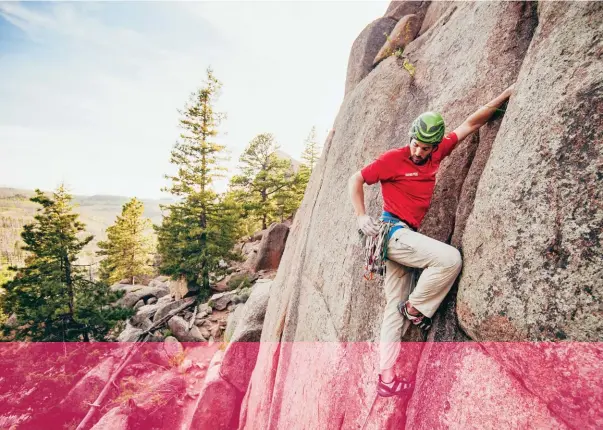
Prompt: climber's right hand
<box><xmin>357</xmin><ymin>215</ymin><xmax>379</xmax><ymax>237</ymax></box>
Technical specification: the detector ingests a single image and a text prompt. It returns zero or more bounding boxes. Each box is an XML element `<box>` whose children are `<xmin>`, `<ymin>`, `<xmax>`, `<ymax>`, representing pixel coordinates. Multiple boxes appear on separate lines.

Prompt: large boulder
<box><xmin>152</xmin><ymin>297</ymin><xmax>195</xmax><ymax>323</ymax></box>
<box><xmin>4</xmin><ymin>312</ymin><xmax>17</xmax><ymax>328</ymax></box>
<box><xmin>163</xmin><ymin>336</ymin><xmax>185</xmax><ymax>364</ymax></box>
<box><xmin>57</xmin><ymin>357</ymin><xmax>116</xmax><ymax>419</ymax></box>
<box><xmin>190</xmin><ymin>351</ymin><xmax>242</xmax><ymax>430</ymax></box>
<box><xmin>167</xmin><ymin>315</ymin><xmax>206</xmax><ymax>343</ymax></box>
<box><xmin>117</xmin><ymin>322</ymin><xmax>144</xmax><ymax>342</ymax></box>
<box><xmin>373</xmin><ymin>14</ymin><xmax>421</xmax><ymax>66</ymax></box>
<box><xmin>208</xmin><ymin>290</ymin><xmax>239</xmax><ymax>311</ymax></box>
<box><xmin>213</xmin><ymin>270</ymin><xmax>258</xmax><ymax>292</ymax></box>
<box><xmin>223</xmin><ymin>304</ymin><xmax>246</xmax><ymax>343</ymax></box>
<box><xmin>245</xmin><ymin>223</ymin><xmax>290</xmax><ymax>273</ymax></box>
<box><xmin>344</xmin><ymin>16</ymin><xmax>397</xmax><ymax>96</ymax></box>
<box><xmin>90</xmin><ymin>406</ymin><xmax>129</xmax><ymax>430</ymax></box>
<box><xmin>120</xmin><ymin>371</ymin><xmax>187</xmax><ymax>429</ymax></box>
<box><xmin>115</xmin><ymin>285</ymin><xmax>169</xmax><ymax>308</ymax></box>
<box><xmin>239</xmin><ymin>2</ymin><xmax>545</xmax><ymax>429</ymax></box>
<box><xmin>384</xmin><ymin>0</ymin><xmax>430</xmax><ymax>21</ymax></box>
<box><xmin>220</xmin><ymin>281</ymin><xmax>271</xmax><ymax>392</ymax></box>
<box><xmin>148</xmin><ymin>278</ymin><xmax>169</xmax><ymax>290</ymax></box>
<box><xmin>168</xmin><ymin>277</ymin><xmax>198</xmax><ymax>300</ymax></box>
<box><xmin>132</xmin><ymin>302</ymin><xmax>161</xmax><ymax>324</ymax></box>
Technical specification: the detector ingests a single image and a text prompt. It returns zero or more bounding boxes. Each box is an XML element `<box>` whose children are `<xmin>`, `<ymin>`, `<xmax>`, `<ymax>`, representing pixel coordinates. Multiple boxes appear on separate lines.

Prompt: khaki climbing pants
<box><xmin>379</xmin><ymin>227</ymin><xmax>462</xmax><ymax>371</ymax></box>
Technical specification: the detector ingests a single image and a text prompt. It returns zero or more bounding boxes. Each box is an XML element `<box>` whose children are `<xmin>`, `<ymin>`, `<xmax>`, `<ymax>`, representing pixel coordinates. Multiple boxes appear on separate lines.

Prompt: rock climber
<box><xmin>348</xmin><ymin>84</ymin><xmax>515</xmax><ymax>397</ymax></box>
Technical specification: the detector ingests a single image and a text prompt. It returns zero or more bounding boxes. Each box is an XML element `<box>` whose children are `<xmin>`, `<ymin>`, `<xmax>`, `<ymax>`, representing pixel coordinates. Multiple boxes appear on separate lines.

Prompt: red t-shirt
<box><xmin>360</xmin><ymin>132</ymin><xmax>459</xmax><ymax>229</ymax></box>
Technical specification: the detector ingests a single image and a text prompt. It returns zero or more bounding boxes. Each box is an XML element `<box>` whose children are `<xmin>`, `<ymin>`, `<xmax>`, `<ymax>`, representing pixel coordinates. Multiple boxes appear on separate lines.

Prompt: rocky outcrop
<box><xmin>458</xmin><ymin>1</ymin><xmax>602</xmax><ymax>342</ymax></box>
<box><xmin>220</xmin><ymin>281</ymin><xmax>271</xmax><ymax>391</ymax></box>
<box><xmin>238</xmin><ymin>1</ymin><xmax>603</xmax><ymax>429</ymax></box>
<box><xmin>245</xmin><ymin>223</ymin><xmax>290</xmax><ymax>273</ymax></box>
<box><xmin>451</xmin><ymin>3</ymin><xmax>603</xmax><ymax>426</ymax></box>
<box><xmin>4</xmin><ymin>2</ymin><xmax>600</xmax><ymax>430</ymax></box>
<box><xmin>373</xmin><ymin>14</ymin><xmax>421</xmax><ymax>66</ymax></box>
<box><xmin>345</xmin><ymin>16</ymin><xmax>397</xmax><ymax>95</ymax></box>
<box><xmin>384</xmin><ymin>0</ymin><xmax>429</xmax><ymax>21</ymax></box>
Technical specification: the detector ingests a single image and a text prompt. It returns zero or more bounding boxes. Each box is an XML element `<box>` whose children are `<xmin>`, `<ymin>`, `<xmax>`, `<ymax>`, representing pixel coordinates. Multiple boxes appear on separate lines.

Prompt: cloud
<box><xmin>0</xmin><ymin>1</ymin><xmax>388</xmax><ymax>198</ymax></box>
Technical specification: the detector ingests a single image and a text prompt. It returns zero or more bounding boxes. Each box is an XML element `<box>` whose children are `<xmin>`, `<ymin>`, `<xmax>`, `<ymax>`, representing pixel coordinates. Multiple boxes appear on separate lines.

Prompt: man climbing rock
<box><xmin>348</xmin><ymin>84</ymin><xmax>515</xmax><ymax>397</ymax></box>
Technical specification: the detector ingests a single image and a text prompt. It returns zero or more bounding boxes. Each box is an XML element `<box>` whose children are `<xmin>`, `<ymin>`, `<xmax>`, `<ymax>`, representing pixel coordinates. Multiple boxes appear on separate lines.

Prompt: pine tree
<box><xmin>230</xmin><ymin>133</ymin><xmax>297</xmax><ymax>229</ymax></box>
<box><xmin>97</xmin><ymin>198</ymin><xmax>155</xmax><ymax>285</ymax></box>
<box><xmin>1</xmin><ymin>185</ymin><xmax>130</xmax><ymax>341</ymax></box>
<box><xmin>155</xmin><ymin>68</ymin><xmax>237</xmax><ymax>294</ymax></box>
<box><xmin>290</xmin><ymin>127</ymin><xmax>323</xmax><ymax>213</ymax></box>
<box><xmin>300</xmin><ymin>126</ymin><xmax>322</xmax><ymax>173</ymax></box>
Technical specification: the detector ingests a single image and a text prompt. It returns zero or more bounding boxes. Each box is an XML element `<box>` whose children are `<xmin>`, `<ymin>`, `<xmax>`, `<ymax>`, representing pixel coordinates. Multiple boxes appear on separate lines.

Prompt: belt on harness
<box><xmin>360</xmin><ymin>211</ymin><xmax>410</xmax><ymax>280</ymax></box>
<box><xmin>382</xmin><ymin>211</ymin><xmax>406</xmax><ymax>240</ymax></box>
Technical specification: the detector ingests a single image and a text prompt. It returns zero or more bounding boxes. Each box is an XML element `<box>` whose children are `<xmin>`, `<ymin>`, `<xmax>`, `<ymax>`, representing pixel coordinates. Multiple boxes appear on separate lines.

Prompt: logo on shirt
<box><xmin>404</xmin><ymin>172</ymin><xmax>419</xmax><ymax>177</ymax></box>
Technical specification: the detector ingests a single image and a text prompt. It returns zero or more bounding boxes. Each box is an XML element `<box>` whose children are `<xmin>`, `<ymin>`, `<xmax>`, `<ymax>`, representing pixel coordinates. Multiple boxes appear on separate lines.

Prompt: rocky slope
<box><xmin>0</xmin><ymin>223</ymin><xmax>289</xmax><ymax>429</ymax></box>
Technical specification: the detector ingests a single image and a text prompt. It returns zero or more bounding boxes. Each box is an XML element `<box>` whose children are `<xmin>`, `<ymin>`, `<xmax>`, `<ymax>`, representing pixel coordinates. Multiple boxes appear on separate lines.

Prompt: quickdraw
<box><xmin>359</xmin><ymin>218</ymin><xmax>395</xmax><ymax>281</ymax></box>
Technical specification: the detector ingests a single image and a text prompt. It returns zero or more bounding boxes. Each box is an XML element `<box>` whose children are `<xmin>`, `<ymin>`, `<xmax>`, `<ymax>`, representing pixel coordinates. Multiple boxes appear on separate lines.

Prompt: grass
<box><xmin>226</xmin><ymin>274</ymin><xmax>252</xmax><ymax>290</ymax></box>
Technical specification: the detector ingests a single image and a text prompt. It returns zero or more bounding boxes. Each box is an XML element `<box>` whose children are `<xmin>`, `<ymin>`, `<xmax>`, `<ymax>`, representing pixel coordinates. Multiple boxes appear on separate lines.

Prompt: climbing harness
<box><xmin>359</xmin><ymin>211</ymin><xmax>408</xmax><ymax>281</ymax></box>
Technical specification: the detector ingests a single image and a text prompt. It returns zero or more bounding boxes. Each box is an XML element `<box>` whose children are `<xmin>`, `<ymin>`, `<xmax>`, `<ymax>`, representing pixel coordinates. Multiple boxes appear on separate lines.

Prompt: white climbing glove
<box><xmin>357</xmin><ymin>215</ymin><xmax>379</xmax><ymax>237</ymax></box>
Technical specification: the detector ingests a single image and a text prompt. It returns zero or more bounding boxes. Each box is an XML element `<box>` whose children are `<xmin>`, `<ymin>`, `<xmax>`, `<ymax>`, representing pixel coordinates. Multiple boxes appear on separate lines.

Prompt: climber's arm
<box><xmin>453</xmin><ymin>83</ymin><xmax>515</xmax><ymax>142</ymax></box>
<box><xmin>349</xmin><ymin>172</ymin><xmax>367</xmax><ymax>216</ymax></box>
<box><xmin>349</xmin><ymin>172</ymin><xmax>379</xmax><ymax>236</ymax></box>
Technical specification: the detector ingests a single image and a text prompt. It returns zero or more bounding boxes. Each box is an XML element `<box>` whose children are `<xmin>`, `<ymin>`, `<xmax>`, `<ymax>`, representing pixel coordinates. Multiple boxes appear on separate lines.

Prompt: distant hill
<box><xmin>275</xmin><ymin>150</ymin><xmax>302</xmax><ymax>172</ymax></box>
<box><xmin>0</xmin><ymin>187</ymin><xmax>174</xmax><ymax>267</ymax></box>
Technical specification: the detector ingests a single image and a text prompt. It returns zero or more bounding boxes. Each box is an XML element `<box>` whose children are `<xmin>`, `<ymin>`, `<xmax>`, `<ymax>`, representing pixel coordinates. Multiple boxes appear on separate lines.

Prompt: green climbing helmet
<box><xmin>409</xmin><ymin>112</ymin><xmax>446</xmax><ymax>145</ymax></box>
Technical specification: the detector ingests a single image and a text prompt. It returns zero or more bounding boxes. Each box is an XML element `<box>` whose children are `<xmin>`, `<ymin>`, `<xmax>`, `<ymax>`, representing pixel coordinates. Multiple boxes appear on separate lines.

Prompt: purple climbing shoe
<box><xmin>377</xmin><ymin>374</ymin><xmax>413</xmax><ymax>397</ymax></box>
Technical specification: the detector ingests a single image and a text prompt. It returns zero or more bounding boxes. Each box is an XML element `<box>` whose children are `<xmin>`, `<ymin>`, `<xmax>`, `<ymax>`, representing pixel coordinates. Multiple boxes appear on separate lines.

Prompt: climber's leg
<box><xmin>387</xmin><ymin>228</ymin><xmax>462</xmax><ymax>318</ymax></box>
<box><xmin>379</xmin><ymin>258</ymin><xmax>413</xmax><ymax>378</ymax></box>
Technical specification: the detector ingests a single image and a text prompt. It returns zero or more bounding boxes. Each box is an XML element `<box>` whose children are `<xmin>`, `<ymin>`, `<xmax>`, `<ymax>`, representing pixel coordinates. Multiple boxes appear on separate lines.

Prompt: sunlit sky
<box><xmin>0</xmin><ymin>1</ymin><xmax>388</xmax><ymax>199</ymax></box>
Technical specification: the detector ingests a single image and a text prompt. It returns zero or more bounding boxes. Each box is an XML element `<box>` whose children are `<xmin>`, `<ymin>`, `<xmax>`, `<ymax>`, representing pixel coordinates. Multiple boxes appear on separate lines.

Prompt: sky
<box><xmin>0</xmin><ymin>1</ymin><xmax>388</xmax><ymax>199</ymax></box>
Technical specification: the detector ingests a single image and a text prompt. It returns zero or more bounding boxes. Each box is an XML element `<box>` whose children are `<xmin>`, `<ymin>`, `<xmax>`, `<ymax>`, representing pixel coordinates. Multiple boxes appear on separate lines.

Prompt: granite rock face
<box><xmin>238</xmin><ymin>2</ymin><xmax>564</xmax><ymax>429</ymax></box>
<box><xmin>458</xmin><ymin>1</ymin><xmax>603</xmax><ymax>344</ymax></box>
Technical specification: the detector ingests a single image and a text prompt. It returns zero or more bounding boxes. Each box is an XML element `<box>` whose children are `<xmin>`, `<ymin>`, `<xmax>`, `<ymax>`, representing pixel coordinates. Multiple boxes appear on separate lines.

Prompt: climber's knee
<box><xmin>440</xmin><ymin>246</ymin><xmax>462</xmax><ymax>273</ymax></box>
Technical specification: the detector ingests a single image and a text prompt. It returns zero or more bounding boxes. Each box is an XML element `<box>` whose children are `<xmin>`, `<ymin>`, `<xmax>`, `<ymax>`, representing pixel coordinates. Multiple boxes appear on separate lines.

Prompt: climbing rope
<box><xmin>359</xmin><ymin>214</ymin><xmax>421</xmax><ymax>293</ymax></box>
<box><xmin>359</xmin><ymin>218</ymin><xmax>395</xmax><ymax>281</ymax></box>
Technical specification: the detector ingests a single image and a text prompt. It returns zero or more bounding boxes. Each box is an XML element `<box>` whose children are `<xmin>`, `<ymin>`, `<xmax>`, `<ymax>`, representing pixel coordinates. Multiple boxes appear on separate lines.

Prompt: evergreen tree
<box><xmin>156</xmin><ymin>68</ymin><xmax>237</xmax><ymax>293</ymax></box>
<box><xmin>300</xmin><ymin>126</ymin><xmax>322</xmax><ymax>173</ymax></box>
<box><xmin>230</xmin><ymin>133</ymin><xmax>297</xmax><ymax>229</ymax></box>
<box><xmin>0</xmin><ymin>256</ymin><xmax>12</xmax><ymax>287</ymax></box>
<box><xmin>97</xmin><ymin>198</ymin><xmax>155</xmax><ymax>285</ymax></box>
<box><xmin>1</xmin><ymin>185</ymin><xmax>130</xmax><ymax>341</ymax></box>
<box><xmin>294</xmin><ymin>126</ymin><xmax>323</xmax><ymax>209</ymax></box>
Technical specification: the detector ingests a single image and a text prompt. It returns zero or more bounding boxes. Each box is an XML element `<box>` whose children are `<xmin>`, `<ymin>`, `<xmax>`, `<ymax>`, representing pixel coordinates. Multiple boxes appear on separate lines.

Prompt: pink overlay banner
<box><xmin>0</xmin><ymin>342</ymin><xmax>601</xmax><ymax>429</ymax></box>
